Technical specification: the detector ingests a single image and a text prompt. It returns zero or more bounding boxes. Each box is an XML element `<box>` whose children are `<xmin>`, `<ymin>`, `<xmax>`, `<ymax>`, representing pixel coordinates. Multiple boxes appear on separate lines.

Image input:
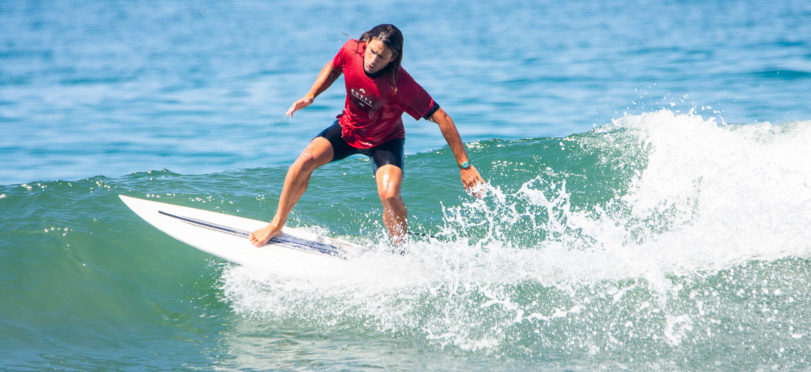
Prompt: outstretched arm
<box><xmin>428</xmin><ymin>107</ymin><xmax>485</xmax><ymax>193</ymax></box>
<box><xmin>286</xmin><ymin>61</ymin><xmax>342</xmax><ymax>117</ymax></box>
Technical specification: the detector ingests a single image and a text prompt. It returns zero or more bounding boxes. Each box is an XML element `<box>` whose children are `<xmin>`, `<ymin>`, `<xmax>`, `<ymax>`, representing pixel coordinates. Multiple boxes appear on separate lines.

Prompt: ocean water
<box><xmin>1</xmin><ymin>0</ymin><xmax>810</xmax><ymax>370</ymax></box>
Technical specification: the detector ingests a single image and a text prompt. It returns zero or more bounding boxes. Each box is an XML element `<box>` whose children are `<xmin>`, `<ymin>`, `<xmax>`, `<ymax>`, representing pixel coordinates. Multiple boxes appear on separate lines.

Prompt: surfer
<box><xmin>250</xmin><ymin>24</ymin><xmax>484</xmax><ymax>246</ymax></box>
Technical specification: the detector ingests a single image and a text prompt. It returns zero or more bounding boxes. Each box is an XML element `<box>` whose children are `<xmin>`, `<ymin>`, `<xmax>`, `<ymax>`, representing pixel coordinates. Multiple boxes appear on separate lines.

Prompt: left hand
<box><xmin>460</xmin><ymin>165</ymin><xmax>485</xmax><ymax>196</ymax></box>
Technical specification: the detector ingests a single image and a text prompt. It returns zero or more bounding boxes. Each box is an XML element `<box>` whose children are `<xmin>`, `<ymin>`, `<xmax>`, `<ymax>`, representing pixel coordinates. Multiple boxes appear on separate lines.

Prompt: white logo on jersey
<box><xmin>350</xmin><ymin>88</ymin><xmax>375</xmax><ymax>109</ymax></box>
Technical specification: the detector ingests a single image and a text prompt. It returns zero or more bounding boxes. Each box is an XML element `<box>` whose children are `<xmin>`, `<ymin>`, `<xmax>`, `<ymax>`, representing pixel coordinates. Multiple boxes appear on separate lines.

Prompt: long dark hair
<box><xmin>359</xmin><ymin>24</ymin><xmax>404</xmax><ymax>89</ymax></box>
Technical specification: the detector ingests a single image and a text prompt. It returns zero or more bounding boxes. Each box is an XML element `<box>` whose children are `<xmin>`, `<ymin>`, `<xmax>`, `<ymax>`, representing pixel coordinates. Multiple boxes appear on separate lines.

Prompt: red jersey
<box><xmin>331</xmin><ymin>39</ymin><xmax>436</xmax><ymax>149</ymax></box>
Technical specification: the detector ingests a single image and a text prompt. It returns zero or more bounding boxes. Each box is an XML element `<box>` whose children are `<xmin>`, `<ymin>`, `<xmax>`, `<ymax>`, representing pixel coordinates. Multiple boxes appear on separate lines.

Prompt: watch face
<box><xmin>461</xmin><ymin>161</ymin><xmax>471</xmax><ymax>169</ymax></box>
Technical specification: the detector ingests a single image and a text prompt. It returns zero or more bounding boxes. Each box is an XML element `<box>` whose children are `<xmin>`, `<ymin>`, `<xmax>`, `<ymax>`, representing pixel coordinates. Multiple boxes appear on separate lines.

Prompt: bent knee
<box><xmin>294</xmin><ymin>151</ymin><xmax>327</xmax><ymax>171</ymax></box>
<box><xmin>378</xmin><ymin>187</ymin><xmax>402</xmax><ymax>205</ymax></box>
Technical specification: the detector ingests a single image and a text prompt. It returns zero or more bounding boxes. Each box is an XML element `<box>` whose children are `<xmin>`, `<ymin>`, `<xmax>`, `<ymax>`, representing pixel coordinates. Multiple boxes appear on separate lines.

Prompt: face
<box><xmin>363</xmin><ymin>38</ymin><xmax>397</xmax><ymax>75</ymax></box>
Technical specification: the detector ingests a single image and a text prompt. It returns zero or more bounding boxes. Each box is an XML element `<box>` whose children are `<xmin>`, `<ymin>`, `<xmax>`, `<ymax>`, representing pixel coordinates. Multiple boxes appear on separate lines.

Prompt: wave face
<box><xmin>2</xmin><ymin>111</ymin><xmax>809</xmax><ymax>370</ymax></box>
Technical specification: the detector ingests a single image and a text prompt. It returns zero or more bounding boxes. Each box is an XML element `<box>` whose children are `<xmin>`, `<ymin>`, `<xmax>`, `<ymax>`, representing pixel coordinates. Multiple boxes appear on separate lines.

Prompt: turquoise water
<box><xmin>2</xmin><ymin>0</ymin><xmax>810</xmax><ymax>370</ymax></box>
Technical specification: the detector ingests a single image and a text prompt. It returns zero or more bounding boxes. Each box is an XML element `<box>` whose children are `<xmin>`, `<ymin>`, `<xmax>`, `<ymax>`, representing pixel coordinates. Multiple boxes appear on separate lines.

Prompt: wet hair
<box><xmin>359</xmin><ymin>24</ymin><xmax>404</xmax><ymax>89</ymax></box>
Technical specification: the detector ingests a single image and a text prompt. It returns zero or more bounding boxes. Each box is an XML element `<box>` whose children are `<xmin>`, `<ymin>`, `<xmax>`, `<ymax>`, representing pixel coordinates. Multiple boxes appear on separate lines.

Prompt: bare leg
<box><xmin>375</xmin><ymin>164</ymin><xmax>407</xmax><ymax>243</ymax></box>
<box><xmin>250</xmin><ymin>137</ymin><xmax>334</xmax><ymax>246</ymax></box>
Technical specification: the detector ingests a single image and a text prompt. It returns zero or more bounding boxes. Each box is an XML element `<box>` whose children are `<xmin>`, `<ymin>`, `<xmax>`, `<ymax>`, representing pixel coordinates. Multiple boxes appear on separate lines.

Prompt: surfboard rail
<box><xmin>119</xmin><ymin>195</ymin><xmax>355</xmax><ymax>269</ymax></box>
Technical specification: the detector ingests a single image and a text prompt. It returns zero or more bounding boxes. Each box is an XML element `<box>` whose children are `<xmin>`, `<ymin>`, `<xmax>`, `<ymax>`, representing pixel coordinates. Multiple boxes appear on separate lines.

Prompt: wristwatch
<box><xmin>459</xmin><ymin>161</ymin><xmax>471</xmax><ymax>170</ymax></box>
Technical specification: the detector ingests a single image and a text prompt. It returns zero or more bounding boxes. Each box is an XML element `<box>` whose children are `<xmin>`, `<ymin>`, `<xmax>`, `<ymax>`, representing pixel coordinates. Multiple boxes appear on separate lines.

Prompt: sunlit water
<box><xmin>1</xmin><ymin>0</ymin><xmax>810</xmax><ymax>370</ymax></box>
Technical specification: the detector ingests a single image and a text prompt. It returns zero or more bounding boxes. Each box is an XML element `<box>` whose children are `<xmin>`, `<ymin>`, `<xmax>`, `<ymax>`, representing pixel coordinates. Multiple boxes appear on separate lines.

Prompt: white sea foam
<box><xmin>220</xmin><ymin>110</ymin><xmax>811</xmax><ymax>354</ymax></box>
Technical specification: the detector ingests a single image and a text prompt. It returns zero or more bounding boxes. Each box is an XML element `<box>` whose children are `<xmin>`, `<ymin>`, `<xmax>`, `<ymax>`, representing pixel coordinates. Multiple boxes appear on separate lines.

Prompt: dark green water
<box><xmin>3</xmin><ymin>0</ymin><xmax>810</xmax><ymax>368</ymax></box>
<box><xmin>2</xmin><ymin>112</ymin><xmax>810</xmax><ymax>370</ymax></box>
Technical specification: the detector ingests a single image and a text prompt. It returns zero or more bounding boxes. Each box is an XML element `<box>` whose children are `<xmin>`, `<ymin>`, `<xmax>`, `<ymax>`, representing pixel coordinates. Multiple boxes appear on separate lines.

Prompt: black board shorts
<box><xmin>315</xmin><ymin>121</ymin><xmax>405</xmax><ymax>174</ymax></box>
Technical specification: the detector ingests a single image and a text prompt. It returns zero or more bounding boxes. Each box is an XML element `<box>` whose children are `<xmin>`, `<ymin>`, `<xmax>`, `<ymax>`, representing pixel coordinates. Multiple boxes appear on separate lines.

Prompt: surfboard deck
<box><xmin>119</xmin><ymin>195</ymin><xmax>356</xmax><ymax>271</ymax></box>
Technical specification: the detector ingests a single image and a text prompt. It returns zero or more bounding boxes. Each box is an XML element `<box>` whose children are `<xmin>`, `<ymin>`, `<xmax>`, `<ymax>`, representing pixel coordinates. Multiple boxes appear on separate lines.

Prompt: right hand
<box><xmin>285</xmin><ymin>94</ymin><xmax>315</xmax><ymax>117</ymax></box>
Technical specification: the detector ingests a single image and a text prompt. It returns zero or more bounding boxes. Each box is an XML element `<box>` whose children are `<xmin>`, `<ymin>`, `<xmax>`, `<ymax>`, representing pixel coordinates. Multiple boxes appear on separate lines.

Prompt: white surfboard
<box><xmin>119</xmin><ymin>195</ymin><xmax>357</xmax><ymax>272</ymax></box>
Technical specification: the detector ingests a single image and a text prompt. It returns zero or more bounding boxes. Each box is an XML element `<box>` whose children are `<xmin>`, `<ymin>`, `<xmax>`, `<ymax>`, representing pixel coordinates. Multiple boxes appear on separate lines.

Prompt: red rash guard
<box><xmin>331</xmin><ymin>39</ymin><xmax>437</xmax><ymax>149</ymax></box>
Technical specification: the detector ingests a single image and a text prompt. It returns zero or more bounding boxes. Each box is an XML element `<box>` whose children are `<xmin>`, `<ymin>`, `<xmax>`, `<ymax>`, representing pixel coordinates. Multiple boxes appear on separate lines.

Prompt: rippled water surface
<box><xmin>1</xmin><ymin>0</ymin><xmax>810</xmax><ymax>370</ymax></box>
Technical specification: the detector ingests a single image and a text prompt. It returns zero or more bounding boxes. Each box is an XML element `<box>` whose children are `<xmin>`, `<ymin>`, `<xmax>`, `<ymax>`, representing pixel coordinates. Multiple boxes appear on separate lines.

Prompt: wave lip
<box><xmin>2</xmin><ymin>110</ymin><xmax>809</xmax><ymax>369</ymax></box>
<box><xmin>217</xmin><ymin>110</ymin><xmax>811</xmax><ymax>367</ymax></box>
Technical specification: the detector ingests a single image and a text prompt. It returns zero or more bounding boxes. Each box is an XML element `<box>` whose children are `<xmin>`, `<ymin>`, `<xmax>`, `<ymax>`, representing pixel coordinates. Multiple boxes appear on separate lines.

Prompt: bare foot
<box><xmin>250</xmin><ymin>223</ymin><xmax>282</xmax><ymax>247</ymax></box>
